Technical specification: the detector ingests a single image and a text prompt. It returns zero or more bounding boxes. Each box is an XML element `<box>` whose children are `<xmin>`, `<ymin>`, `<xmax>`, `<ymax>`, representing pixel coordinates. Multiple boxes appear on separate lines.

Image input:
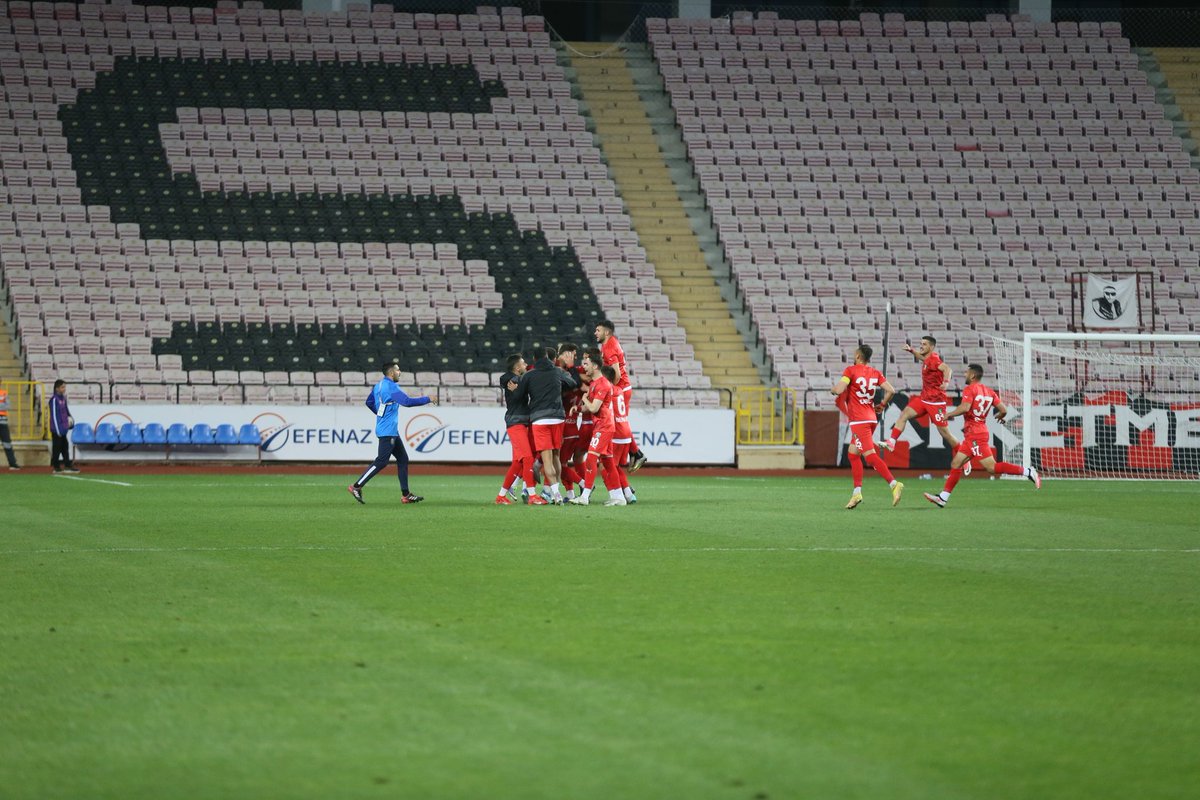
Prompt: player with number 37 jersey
<box><xmin>924</xmin><ymin>363</ymin><xmax>1041</xmax><ymax>509</ymax></box>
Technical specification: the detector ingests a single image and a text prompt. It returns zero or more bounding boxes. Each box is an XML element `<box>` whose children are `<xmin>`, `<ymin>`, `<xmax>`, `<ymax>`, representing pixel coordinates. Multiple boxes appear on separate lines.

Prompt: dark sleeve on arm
<box><xmin>364</xmin><ymin>390</ymin><xmax>377</xmax><ymax>412</ymax></box>
<box><xmin>391</xmin><ymin>386</ymin><xmax>431</xmax><ymax>407</ymax></box>
<box><xmin>557</xmin><ymin>367</ymin><xmax>579</xmax><ymax>389</ymax></box>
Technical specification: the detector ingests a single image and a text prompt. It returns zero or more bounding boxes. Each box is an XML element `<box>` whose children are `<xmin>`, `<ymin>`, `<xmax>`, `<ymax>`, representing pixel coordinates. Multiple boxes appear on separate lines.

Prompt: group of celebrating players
<box><xmin>496</xmin><ymin>320</ymin><xmax>648</xmax><ymax>506</ymax></box>
<box><xmin>834</xmin><ymin>334</ymin><xmax>1042</xmax><ymax>510</ymax></box>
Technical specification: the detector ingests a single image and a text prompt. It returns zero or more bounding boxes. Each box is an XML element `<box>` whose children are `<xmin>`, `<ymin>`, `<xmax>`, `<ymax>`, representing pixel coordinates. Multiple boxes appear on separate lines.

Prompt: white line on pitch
<box><xmin>51</xmin><ymin>475</ymin><xmax>133</xmax><ymax>487</ymax></box>
<box><xmin>2</xmin><ymin>544</ymin><xmax>1198</xmax><ymax>556</ymax></box>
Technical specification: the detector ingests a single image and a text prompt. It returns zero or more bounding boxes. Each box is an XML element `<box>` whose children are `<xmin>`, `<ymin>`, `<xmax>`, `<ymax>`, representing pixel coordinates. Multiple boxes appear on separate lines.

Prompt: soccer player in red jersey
<box><xmin>924</xmin><ymin>363</ymin><xmax>1041</xmax><ymax>508</ymax></box>
<box><xmin>495</xmin><ymin>353</ymin><xmax>536</xmax><ymax>504</ymax></box>
<box><xmin>595</xmin><ymin>320</ymin><xmax>648</xmax><ymax>472</ymax></box>
<box><xmin>884</xmin><ymin>335</ymin><xmax>961</xmax><ymax>454</ymax></box>
<box><xmin>832</xmin><ymin>344</ymin><xmax>905</xmax><ymax>509</ymax></box>
<box><xmin>556</xmin><ymin>343</ymin><xmax>586</xmax><ymax>498</ymax></box>
<box><xmin>569</xmin><ymin>351</ymin><xmax>626</xmax><ymax>506</ymax></box>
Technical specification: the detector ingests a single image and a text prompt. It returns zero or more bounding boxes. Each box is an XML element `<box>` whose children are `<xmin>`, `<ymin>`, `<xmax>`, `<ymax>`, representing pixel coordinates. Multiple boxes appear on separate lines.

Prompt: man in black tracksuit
<box><xmin>510</xmin><ymin>346</ymin><xmax>579</xmax><ymax>504</ymax></box>
<box><xmin>495</xmin><ymin>354</ymin><xmax>535</xmax><ymax>504</ymax></box>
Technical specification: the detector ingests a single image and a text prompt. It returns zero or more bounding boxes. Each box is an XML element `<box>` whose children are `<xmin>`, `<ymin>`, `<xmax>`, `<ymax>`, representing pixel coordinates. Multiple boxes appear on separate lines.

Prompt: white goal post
<box><xmin>990</xmin><ymin>333</ymin><xmax>1200</xmax><ymax>480</ymax></box>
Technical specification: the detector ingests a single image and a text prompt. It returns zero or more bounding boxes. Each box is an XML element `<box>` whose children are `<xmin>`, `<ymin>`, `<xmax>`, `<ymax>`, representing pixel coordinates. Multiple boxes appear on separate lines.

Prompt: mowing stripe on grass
<box><xmin>3</xmin><ymin>544</ymin><xmax>1198</xmax><ymax>556</ymax></box>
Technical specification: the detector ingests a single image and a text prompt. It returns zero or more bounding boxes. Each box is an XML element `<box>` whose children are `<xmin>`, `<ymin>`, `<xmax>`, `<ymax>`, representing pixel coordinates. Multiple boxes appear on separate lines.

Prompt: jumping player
<box><xmin>832</xmin><ymin>344</ymin><xmax>904</xmax><ymax>509</ymax></box>
<box><xmin>924</xmin><ymin>363</ymin><xmax>1040</xmax><ymax>507</ymax></box>
<box><xmin>884</xmin><ymin>335</ymin><xmax>961</xmax><ymax>454</ymax></box>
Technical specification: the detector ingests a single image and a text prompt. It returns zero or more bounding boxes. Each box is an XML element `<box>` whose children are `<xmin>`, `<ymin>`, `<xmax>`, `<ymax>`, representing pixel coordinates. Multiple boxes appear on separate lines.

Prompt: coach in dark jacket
<box><xmin>510</xmin><ymin>347</ymin><xmax>579</xmax><ymax>502</ymax></box>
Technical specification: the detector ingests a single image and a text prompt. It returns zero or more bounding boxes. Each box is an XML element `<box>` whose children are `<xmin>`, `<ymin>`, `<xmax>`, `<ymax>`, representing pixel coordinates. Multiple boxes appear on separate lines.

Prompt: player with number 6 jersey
<box><xmin>924</xmin><ymin>363</ymin><xmax>1041</xmax><ymax>508</ymax></box>
<box><xmin>832</xmin><ymin>344</ymin><xmax>904</xmax><ymax>509</ymax></box>
<box><xmin>884</xmin><ymin>334</ymin><xmax>961</xmax><ymax>454</ymax></box>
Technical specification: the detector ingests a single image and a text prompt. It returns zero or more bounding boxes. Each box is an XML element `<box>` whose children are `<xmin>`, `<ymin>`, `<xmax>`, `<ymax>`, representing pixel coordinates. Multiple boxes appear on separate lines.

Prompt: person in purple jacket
<box><xmin>49</xmin><ymin>379</ymin><xmax>79</xmax><ymax>473</ymax></box>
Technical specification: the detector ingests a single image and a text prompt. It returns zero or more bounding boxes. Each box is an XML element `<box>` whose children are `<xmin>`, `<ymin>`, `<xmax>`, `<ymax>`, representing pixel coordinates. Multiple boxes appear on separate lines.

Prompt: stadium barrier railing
<box><xmin>1</xmin><ymin>380</ymin><xmax>49</xmax><ymax>441</ymax></box>
<box><xmin>735</xmin><ymin>387</ymin><xmax>802</xmax><ymax>445</ymax></box>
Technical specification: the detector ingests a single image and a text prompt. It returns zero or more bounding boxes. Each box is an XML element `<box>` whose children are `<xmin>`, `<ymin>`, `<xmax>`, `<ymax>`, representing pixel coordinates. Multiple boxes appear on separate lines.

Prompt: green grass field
<box><xmin>3</xmin><ymin>471</ymin><xmax>1198</xmax><ymax>799</ymax></box>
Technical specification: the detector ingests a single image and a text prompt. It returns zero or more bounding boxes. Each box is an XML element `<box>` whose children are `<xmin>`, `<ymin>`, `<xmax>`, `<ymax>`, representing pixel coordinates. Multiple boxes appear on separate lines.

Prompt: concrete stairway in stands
<box><xmin>1150</xmin><ymin>48</ymin><xmax>1200</xmax><ymax>165</ymax></box>
<box><xmin>567</xmin><ymin>42</ymin><xmax>764</xmax><ymax>395</ymax></box>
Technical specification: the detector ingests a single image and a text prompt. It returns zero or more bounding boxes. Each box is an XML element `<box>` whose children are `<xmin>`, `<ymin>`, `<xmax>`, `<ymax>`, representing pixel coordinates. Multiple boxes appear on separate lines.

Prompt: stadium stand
<box><xmin>649</xmin><ymin>11</ymin><xmax>1200</xmax><ymax>406</ymax></box>
<box><xmin>0</xmin><ymin>1</ymin><xmax>716</xmax><ymax>407</ymax></box>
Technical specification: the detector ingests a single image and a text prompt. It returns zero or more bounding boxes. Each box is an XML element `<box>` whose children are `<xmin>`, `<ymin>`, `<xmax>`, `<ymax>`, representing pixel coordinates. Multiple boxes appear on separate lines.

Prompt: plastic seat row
<box><xmin>73</xmin><ymin>421</ymin><xmax>260</xmax><ymax>446</ymax></box>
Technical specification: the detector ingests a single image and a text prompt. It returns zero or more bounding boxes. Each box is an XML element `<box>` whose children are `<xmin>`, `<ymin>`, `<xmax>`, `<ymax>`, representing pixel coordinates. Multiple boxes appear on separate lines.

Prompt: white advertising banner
<box><xmin>1083</xmin><ymin>275</ymin><xmax>1139</xmax><ymax>329</ymax></box>
<box><xmin>73</xmin><ymin>404</ymin><xmax>736</xmax><ymax>464</ymax></box>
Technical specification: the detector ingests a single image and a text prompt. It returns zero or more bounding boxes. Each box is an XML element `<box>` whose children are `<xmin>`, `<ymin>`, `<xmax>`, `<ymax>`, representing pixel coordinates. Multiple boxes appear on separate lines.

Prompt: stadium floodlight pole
<box><xmin>1021</xmin><ymin>332</ymin><xmax>1200</xmax><ymax>473</ymax></box>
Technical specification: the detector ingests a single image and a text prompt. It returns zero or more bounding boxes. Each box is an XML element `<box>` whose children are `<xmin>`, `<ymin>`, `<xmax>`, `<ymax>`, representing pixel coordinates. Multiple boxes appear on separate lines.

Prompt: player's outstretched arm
<box><xmin>831</xmin><ymin>376</ymin><xmax>849</xmax><ymax>397</ymax></box>
<box><xmin>993</xmin><ymin>399</ymin><xmax>1008</xmax><ymax>422</ymax></box>
<box><xmin>945</xmin><ymin>398</ymin><xmax>970</xmax><ymax>420</ymax></box>
<box><xmin>902</xmin><ymin>342</ymin><xmax>918</xmax><ymax>361</ymax></box>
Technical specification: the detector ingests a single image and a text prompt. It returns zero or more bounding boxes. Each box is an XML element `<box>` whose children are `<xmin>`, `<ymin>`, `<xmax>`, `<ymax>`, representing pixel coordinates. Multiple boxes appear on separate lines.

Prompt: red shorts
<box><xmin>957</xmin><ymin>432</ymin><xmax>994</xmax><ymax>461</ymax></box>
<box><xmin>531</xmin><ymin>422</ymin><xmax>564</xmax><ymax>452</ymax></box>
<box><xmin>613</xmin><ymin>440</ymin><xmax>631</xmax><ymax>467</ymax></box>
<box><xmin>506</xmin><ymin>424</ymin><xmax>534</xmax><ymax>462</ymax></box>
<box><xmin>587</xmin><ymin>425</ymin><xmax>614</xmax><ymax>456</ymax></box>
<box><xmin>576</xmin><ymin>422</ymin><xmax>594</xmax><ymax>455</ymax></box>
<box><xmin>908</xmin><ymin>397</ymin><xmax>949</xmax><ymax>428</ymax></box>
<box><xmin>848</xmin><ymin>421</ymin><xmax>877</xmax><ymax>454</ymax></box>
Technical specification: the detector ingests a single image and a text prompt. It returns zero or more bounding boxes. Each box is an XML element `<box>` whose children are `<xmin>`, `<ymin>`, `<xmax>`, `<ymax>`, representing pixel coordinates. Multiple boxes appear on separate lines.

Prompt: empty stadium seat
<box><xmin>94</xmin><ymin>423</ymin><xmax>119</xmax><ymax>444</ymax></box>
<box><xmin>142</xmin><ymin>423</ymin><xmax>167</xmax><ymax>445</ymax></box>
<box><xmin>166</xmin><ymin>423</ymin><xmax>191</xmax><ymax>445</ymax></box>
<box><xmin>190</xmin><ymin>424</ymin><xmax>215</xmax><ymax>444</ymax></box>
<box><xmin>237</xmin><ymin>424</ymin><xmax>262</xmax><ymax>446</ymax></box>
<box><xmin>72</xmin><ymin>423</ymin><xmax>95</xmax><ymax>444</ymax></box>
<box><xmin>213</xmin><ymin>424</ymin><xmax>239</xmax><ymax>445</ymax></box>
<box><xmin>117</xmin><ymin>422</ymin><xmax>143</xmax><ymax>445</ymax></box>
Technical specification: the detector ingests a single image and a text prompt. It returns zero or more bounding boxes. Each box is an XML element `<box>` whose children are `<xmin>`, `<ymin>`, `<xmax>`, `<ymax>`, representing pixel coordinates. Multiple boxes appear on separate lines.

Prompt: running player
<box><xmin>924</xmin><ymin>363</ymin><xmax>1040</xmax><ymax>507</ymax></box>
<box><xmin>832</xmin><ymin>344</ymin><xmax>904</xmax><ymax>509</ymax></box>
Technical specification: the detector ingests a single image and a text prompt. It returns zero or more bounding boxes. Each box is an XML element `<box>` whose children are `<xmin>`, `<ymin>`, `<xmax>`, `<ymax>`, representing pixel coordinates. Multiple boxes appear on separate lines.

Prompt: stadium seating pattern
<box><xmin>1</xmin><ymin>2</ymin><xmax>716</xmax><ymax>407</ymax></box>
<box><xmin>650</xmin><ymin>12</ymin><xmax>1200</xmax><ymax>404</ymax></box>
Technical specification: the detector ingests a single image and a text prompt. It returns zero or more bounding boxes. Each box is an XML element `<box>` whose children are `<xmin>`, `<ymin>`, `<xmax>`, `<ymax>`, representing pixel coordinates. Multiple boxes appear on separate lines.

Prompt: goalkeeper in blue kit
<box><xmin>348</xmin><ymin>362</ymin><xmax>435</xmax><ymax>505</ymax></box>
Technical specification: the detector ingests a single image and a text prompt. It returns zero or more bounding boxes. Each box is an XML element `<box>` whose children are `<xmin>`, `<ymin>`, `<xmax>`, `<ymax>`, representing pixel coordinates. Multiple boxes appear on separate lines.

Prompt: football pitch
<box><xmin>2</xmin><ymin>471</ymin><xmax>1198</xmax><ymax>800</ymax></box>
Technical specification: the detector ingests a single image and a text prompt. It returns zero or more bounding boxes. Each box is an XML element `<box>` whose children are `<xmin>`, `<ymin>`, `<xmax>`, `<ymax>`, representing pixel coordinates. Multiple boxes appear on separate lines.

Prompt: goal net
<box><xmin>990</xmin><ymin>334</ymin><xmax>1200</xmax><ymax>480</ymax></box>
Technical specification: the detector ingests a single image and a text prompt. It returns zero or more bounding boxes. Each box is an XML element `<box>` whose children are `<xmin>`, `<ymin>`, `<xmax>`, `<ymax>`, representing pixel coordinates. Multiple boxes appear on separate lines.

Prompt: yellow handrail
<box><xmin>734</xmin><ymin>387</ymin><xmax>803</xmax><ymax>445</ymax></box>
<box><xmin>0</xmin><ymin>380</ymin><xmax>48</xmax><ymax>440</ymax></box>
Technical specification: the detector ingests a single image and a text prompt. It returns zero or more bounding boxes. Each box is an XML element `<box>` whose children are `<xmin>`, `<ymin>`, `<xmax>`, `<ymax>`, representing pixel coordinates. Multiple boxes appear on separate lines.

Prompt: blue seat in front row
<box><xmin>73</xmin><ymin>423</ymin><xmax>95</xmax><ymax>444</ymax></box>
<box><xmin>213</xmin><ymin>424</ymin><xmax>239</xmax><ymax>445</ymax></box>
<box><xmin>237</xmin><ymin>424</ymin><xmax>261</xmax><ymax>446</ymax></box>
<box><xmin>190</xmin><ymin>424</ymin><xmax>215</xmax><ymax>444</ymax></box>
<box><xmin>166</xmin><ymin>423</ymin><xmax>191</xmax><ymax>445</ymax></box>
<box><xmin>118</xmin><ymin>422</ymin><xmax>143</xmax><ymax>444</ymax></box>
<box><xmin>94</xmin><ymin>423</ymin><xmax>119</xmax><ymax>444</ymax></box>
<box><xmin>142</xmin><ymin>423</ymin><xmax>167</xmax><ymax>445</ymax></box>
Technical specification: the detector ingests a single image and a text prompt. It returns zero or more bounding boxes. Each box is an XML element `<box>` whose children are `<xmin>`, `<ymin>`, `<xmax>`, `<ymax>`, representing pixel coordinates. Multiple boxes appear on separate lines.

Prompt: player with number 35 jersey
<box><xmin>831</xmin><ymin>344</ymin><xmax>904</xmax><ymax>510</ymax></box>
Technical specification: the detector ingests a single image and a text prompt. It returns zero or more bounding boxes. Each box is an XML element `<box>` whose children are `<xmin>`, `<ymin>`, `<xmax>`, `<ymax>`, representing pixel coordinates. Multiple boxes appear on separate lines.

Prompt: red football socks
<box><xmin>865</xmin><ymin>452</ymin><xmax>895</xmax><ymax>483</ymax></box>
